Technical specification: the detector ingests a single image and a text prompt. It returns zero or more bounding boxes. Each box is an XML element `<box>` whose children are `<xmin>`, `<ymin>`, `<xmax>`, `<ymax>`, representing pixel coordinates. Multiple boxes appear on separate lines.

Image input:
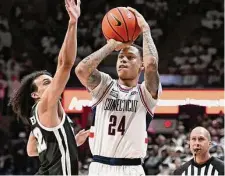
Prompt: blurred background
<box><xmin>0</xmin><ymin>0</ymin><xmax>224</xmax><ymax>175</ymax></box>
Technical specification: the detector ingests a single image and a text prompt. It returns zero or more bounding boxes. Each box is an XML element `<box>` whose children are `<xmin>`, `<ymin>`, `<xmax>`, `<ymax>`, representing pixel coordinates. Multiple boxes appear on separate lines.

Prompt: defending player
<box><xmin>9</xmin><ymin>0</ymin><xmax>89</xmax><ymax>175</ymax></box>
<box><xmin>75</xmin><ymin>7</ymin><xmax>162</xmax><ymax>176</ymax></box>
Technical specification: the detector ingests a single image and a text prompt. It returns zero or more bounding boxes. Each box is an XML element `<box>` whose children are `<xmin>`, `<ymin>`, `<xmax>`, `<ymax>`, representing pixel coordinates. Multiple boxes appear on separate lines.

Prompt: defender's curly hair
<box><xmin>9</xmin><ymin>70</ymin><xmax>52</xmax><ymax>125</ymax></box>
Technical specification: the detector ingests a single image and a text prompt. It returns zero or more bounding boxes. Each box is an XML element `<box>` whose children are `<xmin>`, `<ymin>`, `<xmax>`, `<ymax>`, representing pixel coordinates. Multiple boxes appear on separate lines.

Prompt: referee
<box><xmin>173</xmin><ymin>126</ymin><xmax>224</xmax><ymax>175</ymax></box>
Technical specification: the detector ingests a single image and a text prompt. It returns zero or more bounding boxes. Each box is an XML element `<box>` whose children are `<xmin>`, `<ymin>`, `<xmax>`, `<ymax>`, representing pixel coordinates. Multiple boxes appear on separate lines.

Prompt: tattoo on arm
<box><xmin>143</xmin><ymin>29</ymin><xmax>160</xmax><ymax>98</ymax></box>
<box><xmin>143</xmin><ymin>30</ymin><xmax>158</xmax><ymax>60</ymax></box>
<box><xmin>81</xmin><ymin>44</ymin><xmax>114</xmax><ymax>75</ymax></box>
<box><xmin>87</xmin><ymin>70</ymin><xmax>101</xmax><ymax>90</ymax></box>
<box><xmin>79</xmin><ymin>44</ymin><xmax>114</xmax><ymax>89</ymax></box>
<box><xmin>145</xmin><ymin>71</ymin><xmax>160</xmax><ymax>98</ymax></box>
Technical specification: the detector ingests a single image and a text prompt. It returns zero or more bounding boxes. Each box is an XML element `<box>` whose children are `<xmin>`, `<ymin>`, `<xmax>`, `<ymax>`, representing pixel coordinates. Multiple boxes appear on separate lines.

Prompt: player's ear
<box><xmin>31</xmin><ymin>92</ymin><xmax>39</xmax><ymax>99</ymax></box>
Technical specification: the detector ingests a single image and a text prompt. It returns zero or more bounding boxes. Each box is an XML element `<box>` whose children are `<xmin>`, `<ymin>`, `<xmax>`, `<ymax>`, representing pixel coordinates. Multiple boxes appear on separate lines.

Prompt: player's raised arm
<box><xmin>75</xmin><ymin>39</ymin><xmax>130</xmax><ymax>90</ymax></box>
<box><xmin>39</xmin><ymin>0</ymin><xmax>80</xmax><ymax>111</ymax></box>
<box><xmin>128</xmin><ymin>7</ymin><xmax>160</xmax><ymax>99</ymax></box>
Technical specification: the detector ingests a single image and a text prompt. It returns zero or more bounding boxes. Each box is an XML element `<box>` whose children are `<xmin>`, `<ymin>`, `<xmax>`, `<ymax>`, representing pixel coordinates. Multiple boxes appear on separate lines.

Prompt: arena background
<box><xmin>0</xmin><ymin>0</ymin><xmax>224</xmax><ymax>175</ymax></box>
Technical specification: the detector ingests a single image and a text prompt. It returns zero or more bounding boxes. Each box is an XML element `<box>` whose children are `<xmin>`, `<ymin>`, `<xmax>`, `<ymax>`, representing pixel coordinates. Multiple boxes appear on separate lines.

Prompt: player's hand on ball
<box><xmin>65</xmin><ymin>0</ymin><xmax>81</xmax><ymax>24</ymax></box>
<box><xmin>107</xmin><ymin>39</ymin><xmax>132</xmax><ymax>51</ymax></box>
<box><xmin>127</xmin><ymin>7</ymin><xmax>149</xmax><ymax>32</ymax></box>
<box><xmin>75</xmin><ymin>129</ymin><xmax>90</xmax><ymax>146</ymax></box>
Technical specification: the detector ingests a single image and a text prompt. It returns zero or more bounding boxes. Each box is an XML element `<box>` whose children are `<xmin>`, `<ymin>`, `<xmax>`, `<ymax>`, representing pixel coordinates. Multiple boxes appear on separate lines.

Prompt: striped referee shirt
<box><xmin>173</xmin><ymin>156</ymin><xmax>224</xmax><ymax>176</ymax></box>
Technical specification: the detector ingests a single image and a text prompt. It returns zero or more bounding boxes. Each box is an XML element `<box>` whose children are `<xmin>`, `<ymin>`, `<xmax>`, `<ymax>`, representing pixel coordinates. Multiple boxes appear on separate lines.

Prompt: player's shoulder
<box><xmin>173</xmin><ymin>159</ymin><xmax>192</xmax><ymax>175</ymax></box>
<box><xmin>99</xmin><ymin>71</ymin><xmax>112</xmax><ymax>80</ymax></box>
<box><xmin>99</xmin><ymin>71</ymin><xmax>115</xmax><ymax>85</ymax></box>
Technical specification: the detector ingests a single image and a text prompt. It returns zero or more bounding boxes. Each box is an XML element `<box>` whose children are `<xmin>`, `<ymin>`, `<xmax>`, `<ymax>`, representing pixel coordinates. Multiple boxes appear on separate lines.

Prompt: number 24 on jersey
<box><xmin>108</xmin><ymin>115</ymin><xmax>126</xmax><ymax>135</ymax></box>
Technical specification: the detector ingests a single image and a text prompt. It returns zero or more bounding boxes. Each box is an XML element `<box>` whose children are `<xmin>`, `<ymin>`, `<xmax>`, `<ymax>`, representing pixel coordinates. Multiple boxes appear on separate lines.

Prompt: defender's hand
<box><xmin>75</xmin><ymin>129</ymin><xmax>90</xmax><ymax>146</ymax></box>
<box><xmin>65</xmin><ymin>0</ymin><xmax>81</xmax><ymax>24</ymax></box>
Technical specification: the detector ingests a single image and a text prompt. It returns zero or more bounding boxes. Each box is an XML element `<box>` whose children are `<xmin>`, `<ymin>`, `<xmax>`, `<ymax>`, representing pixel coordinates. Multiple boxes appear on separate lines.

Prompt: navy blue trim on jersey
<box><xmin>137</xmin><ymin>85</ymin><xmax>154</xmax><ymax>117</ymax></box>
<box><xmin>93</xmin><ymin>155</ymin><xmax>142</xmax><ymax>166</ymax></box>
<box><xmin>116</xmin><ymin>82</ymin><xmax>134</xmax><ymax>93</ymax></box>
<box><xmin>146</xmin><ymin>112</ymin><xmax>153</xmax><ymax>130</ymax></box>
<box><xmin>91</xmin><ymin>107</ymin><xmax>97</xmax><ymax>126</ymax></box>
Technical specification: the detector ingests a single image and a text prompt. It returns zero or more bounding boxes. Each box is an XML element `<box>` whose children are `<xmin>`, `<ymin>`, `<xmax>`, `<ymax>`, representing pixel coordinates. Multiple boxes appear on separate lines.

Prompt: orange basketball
<box><xmin>102</xmin><ymin>7</ymin><xmax>141</xmax><ymax>42</ymax></box>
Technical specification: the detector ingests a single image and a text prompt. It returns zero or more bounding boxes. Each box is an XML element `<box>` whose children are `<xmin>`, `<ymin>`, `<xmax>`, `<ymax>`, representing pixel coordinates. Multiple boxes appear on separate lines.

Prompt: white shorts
<box><xmin>88</xmin><ymin>162</ymin><xmax>145</xmax><ymax>176</ymax></box>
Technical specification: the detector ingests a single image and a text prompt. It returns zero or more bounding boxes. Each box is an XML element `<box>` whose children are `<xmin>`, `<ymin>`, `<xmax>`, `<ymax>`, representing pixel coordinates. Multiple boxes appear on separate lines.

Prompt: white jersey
<box><xmin>88</xmin><ymin>72</ymin><xmax>162</xmax><ymax>159</ymax></box>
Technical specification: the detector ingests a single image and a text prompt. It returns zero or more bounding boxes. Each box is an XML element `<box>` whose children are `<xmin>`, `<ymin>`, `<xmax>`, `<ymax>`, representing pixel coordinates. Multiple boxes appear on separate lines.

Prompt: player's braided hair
<box><xmin>9</xmin><ymin>70</ymin><xmax>52</xmax><ymax>125</ymax></box>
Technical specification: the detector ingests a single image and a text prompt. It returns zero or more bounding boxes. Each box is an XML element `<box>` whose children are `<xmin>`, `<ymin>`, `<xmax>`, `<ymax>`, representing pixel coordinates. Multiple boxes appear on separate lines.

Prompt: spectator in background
<box><xmin>172</xmin><ymin>130</ymin><xmax>185</xmax><ymax>146</ymax></box>
<box><xmin>7</xmin><ymin>75</ymin><xmax>20</xmax><ymax>103</ymax></box>
<box><xmin>0</xmin><ymin>24</ymin><xmax>12</xmax><ymax>60</ymax></box>
<box><xmin>157</xmin><ymin>163</ymin><xmax>170</xmax><ymax>176</ymax></box>
<box><xmin>77</xmin><ymin>41</ymin><xmax>92</xmax><ymax>58</ymax></box>
<box><xmin>0</xmin><ymin>25</ymin><xmax>11</xmax><ymax>48</ymax></box>
<box><xmin>144</xmin><ymin>145</ymin><xmax>161</xmax><ymax>175</ymax></box>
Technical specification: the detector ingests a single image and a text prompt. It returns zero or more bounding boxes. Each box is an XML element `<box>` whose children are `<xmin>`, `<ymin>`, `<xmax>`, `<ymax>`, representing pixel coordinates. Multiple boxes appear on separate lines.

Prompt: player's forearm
<box><xmin>143</xmin><ymin>27</ymin><xmax>158</xmax><ymax>67</ymax></box>
<box><xmin>58</xmin><ymin>22</ymin><xmax>78</xmax><ymax>67</ymax></box>
<box><xmin>144</xmin><ymin>71</ymin><xmax>159</xmax><ymax>98</ymax></box>
<box><xmin>76</xmin><ymin>43</ymin><xmax>115</xmax><ymax>77</ymax></box>
<box><xmin>143</xmin><ymin>27</ymin><xmax>159</xmax><ymax>98</ymax></box>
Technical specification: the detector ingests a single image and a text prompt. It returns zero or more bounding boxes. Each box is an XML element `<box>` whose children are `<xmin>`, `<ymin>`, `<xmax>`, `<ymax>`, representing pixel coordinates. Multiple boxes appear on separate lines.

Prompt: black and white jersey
<box><xmin>29</xmin><ymin>103</ymin><xmax>79</xmax><ymax>175</ymax></box>
<box><xmin>173</xmin><ymin>156</ymin><xmax>224</xmax><ymax>176</ymax></box>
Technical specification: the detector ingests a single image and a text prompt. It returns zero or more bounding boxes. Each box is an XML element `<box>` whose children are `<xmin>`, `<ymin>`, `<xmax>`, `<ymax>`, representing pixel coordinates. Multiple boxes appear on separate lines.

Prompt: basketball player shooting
<box><xmin>9</xmin><ymin>0</ymin><xmax>89</xmax><ymax>175</ymax></box>
<box><xmin>75</xmin><ymin>7</ymin><xmax>162</xmax><ymax>176</ymax></box>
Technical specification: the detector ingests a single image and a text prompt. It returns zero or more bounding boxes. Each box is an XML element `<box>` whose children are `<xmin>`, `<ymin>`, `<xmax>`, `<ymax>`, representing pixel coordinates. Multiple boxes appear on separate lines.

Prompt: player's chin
<box><xmin>118</xmin><ymin>73</ymin><xmax>132</xmax><ymax>80</ymax></box>
<box><xmin>118</xmin><ymin>70</ymin><xmax>127</xmax><ymax>77</ymax></box>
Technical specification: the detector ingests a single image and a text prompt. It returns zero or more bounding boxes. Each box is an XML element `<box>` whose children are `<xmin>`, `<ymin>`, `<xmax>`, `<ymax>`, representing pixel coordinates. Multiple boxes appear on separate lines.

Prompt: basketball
<box><xmin>102</xmin><ymin>7</ymin><xmax>141</xmax><ymax>42</ymax></box>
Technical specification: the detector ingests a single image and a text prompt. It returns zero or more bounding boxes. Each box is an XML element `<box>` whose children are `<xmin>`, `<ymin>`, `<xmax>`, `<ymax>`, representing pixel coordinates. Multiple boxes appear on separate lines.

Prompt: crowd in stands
<box><xmin>168</xmin><ymin>0</ymin><xmax>224</xmax><ymax>87</ymax></box>
<box><xmin>0</xmin><ymin>0</ymin><xmax>224</xmax><ymax>174</ymax></box>
<box><xmin>0</xmin><ymin>0</ymin><xmax>223</xmax><ymax>88</ymax></box>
